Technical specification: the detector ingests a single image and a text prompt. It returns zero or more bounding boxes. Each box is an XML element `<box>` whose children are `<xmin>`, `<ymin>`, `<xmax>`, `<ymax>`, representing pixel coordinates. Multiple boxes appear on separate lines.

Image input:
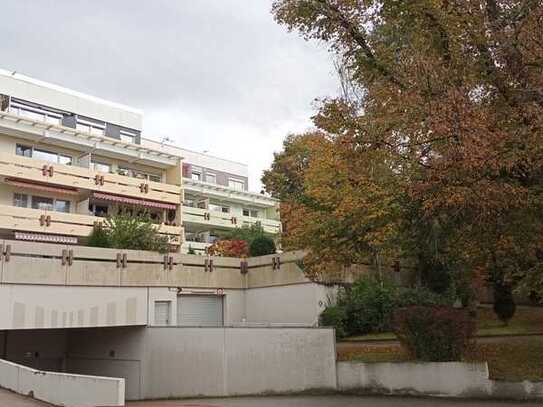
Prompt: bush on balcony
<box><xmin>207</xmin><ymin>239</ymin><xmax>249</xmax><ymax>257</ymax></box>
<box><xmin>87</xmin><ymin>212</ymin><xmax>169</xmax><ymax>253</ymax></box>
<box><xmin>393</xmin><ymin>306</ymin><xmax>475</xmax><ymax>361</ymax></box>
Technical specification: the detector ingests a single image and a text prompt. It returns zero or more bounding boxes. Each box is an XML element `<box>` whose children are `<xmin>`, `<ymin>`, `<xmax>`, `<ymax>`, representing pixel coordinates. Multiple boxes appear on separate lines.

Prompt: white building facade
<box><xmin>0</xmin><ymin>68</ymin><xmax>281</xmax><ymax>254</ymax></box>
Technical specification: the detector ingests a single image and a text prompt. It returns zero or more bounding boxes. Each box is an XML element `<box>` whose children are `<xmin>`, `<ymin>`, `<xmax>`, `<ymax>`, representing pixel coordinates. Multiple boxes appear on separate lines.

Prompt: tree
<box><xmin>268</xmin><ymin>0</ymin><xmax>543</xmax><ymax>298</ymax></box>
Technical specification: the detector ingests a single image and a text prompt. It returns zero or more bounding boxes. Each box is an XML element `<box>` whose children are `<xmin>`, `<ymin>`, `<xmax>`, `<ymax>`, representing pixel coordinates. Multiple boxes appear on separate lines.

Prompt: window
<box><xmin>205</xmin><ymin>173</ymin><xmax>216</xmax><ymax>184</ymax></box>
<box><xmin>33</xmin><ymin>149</ymin><xmax>72</xmax><ymax>165</ymax></box>
<box><xmin>243</xmin><ymin>209</ymin><xmax>259</xmax><ymax>218</ymax></box>
<box><xmin>209</xmin><ymin>203</ymin><xmax>229</xmax><ymax>213</ymax></box>
<box><xmin>117</xmin><ymin>166</ymin><xmax>130</xmax><ymax>176</ymax></box>
<box><xmin>54</xmin><ymin>199</ymin><xmax>70</xmax><ymax>213</ymax></box>
<box><xmin>228</xmin><ymin>179</ymin><xmax>244</xmax><ymax>191</ymax></box>
<box><xmin>191</xmin><ymin>172</ymin><xmax>201</xmax><ymax>181</ymax></box>
<box><xmin>89</xmin><ymin>203</ymin><xmax>108</xmax><ymax>217</ymax></box>
<box><xmin>31</xmin><ymin>196</ymin><xmax>54</xmax><ymax>211</ymax></box>
<box><xmin>13</xmin><ymin>193</ymin><xmax>28</xmax><ymax>208</ymax></box>
<box><xmin>117</xmin><ymin>166</ymin><xmax>162</xmax><ymax>182</ymax></box>
<box><xmin>16</xmin><ymin>144</ymin><xmax>32</xmax><ymax>158</ymax></box>
<box><xmin>91</xmin><ymin>161</ymin><xmax>111</xmax><ymax>173</ymax></box>
<box><xmin>10</xmin><ymin>100</ymin><xmax>62</xmax><ymax>125</ymax></box>
<box><xmin>77</xmin><ymin>118</ymin><xmax>105</xmax><ymax>136</ymax></box>
<box><xmin>16</xmin><ymin>145</ymin><xmax>72</xmax><ymax>165</ymax></box>
<box><xmin>119</xmin><ymin>129</ymin><xmax>136</xmax><ymax>144</ymax></box>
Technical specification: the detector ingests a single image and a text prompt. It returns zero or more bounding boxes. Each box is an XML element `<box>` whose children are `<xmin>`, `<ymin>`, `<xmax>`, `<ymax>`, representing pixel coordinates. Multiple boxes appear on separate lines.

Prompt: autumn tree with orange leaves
<box><xmin>264</xmin><ymin>0</ymin><xmax>543</xmax><ymax>300</ymax></box>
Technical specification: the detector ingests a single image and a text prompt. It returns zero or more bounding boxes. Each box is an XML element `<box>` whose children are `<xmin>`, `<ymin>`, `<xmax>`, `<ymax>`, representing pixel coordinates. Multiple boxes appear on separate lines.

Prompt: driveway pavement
<box><xmin>0</xmin><ymin>387</ymin><xmax>51</xmax><ymax>407</ymax></box>
<box><xmin>128</xmin><ymin>395</ymin><xmax>542</xmax><ymax>407</ymax></box>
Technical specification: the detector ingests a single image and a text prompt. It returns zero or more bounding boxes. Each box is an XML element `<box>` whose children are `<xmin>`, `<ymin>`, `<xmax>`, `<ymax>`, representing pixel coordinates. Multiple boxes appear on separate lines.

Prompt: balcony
<box><xmin>182</xmin><ymin>205</ymin><xmax>281</xmax><ymax>234</ymax></box>
<box><xmin>0</xmin><ymin>204</ymin><xmax>182</xmax><ymax>245</ymax></box>
<box><xmin>183</xmin><ymin>177</ymin><xmax>278</xmax><ymax>207</ymax></box>
<box><xmin>0</xmin><ymin>152</ymin><xmax>182</xmax><ymax>205</ymax></box>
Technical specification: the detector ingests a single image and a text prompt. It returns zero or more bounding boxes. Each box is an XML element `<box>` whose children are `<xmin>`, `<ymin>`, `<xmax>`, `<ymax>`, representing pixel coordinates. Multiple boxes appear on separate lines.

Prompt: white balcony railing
<box><xmin>182</xmin><ymin>206</ymin><xmax>281</xmax><ymax>234</ymax></box>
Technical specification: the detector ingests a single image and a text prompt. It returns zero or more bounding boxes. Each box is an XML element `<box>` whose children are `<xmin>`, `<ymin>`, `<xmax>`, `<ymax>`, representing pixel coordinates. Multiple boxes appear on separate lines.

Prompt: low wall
<box><xmin>0</xmin><ymin>358</ymin><xmax>124</xmax><ymax>406</ymax></box>
<box><xmin>337</xmin><ymin>361</ymin><xmax>543</xmax><ymax>400</ymax></box>
<box><xmin>143</xmin><ymin>327</ymin><xmax>337</xmax><ymax>399</ymax></box>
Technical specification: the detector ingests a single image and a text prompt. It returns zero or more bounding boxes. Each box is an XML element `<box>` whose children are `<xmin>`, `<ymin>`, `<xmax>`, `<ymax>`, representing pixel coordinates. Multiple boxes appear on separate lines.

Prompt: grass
<box><xmin>343</xmin><ymin>305</ymin><xmax>543</xmax><ymax>342</ymax></box>
<box><xmin>476</xmin><ymin>305</ymin><xmax>543</xmax><ymax>336</ymax></box>
<box><xmin>337</xmin><ymin>305</ymin><xmax>543</xmax><ymax>381</ymax></box>
<box><xmin>337</xmin><ymin>337</ymin><xmax>543</xmax><ymax>381</ymax></box>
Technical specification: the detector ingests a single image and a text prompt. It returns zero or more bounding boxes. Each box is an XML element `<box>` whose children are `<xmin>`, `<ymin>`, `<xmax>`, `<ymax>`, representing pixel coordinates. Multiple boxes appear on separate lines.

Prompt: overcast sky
<box><xmin>1</xmin><ymin>1</ymin><xmax>337</xmax><ymax>190</ymax></box>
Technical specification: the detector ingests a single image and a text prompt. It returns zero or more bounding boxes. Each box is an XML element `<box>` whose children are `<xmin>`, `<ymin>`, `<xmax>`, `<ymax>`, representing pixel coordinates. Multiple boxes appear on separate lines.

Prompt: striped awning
<box><xmin>5</xmin><ymin>179</ymin><xmax>79</xmax><ymax>196</ymax></box>
<box><xmin>15</xmin><ymin>232</ymin><xmax>78</xmax><ymax>244</ymax></box>
<box><xmin>92</xmin><ymin>192</ymin><xmax>177</xmax><ymax>210</ymax></box>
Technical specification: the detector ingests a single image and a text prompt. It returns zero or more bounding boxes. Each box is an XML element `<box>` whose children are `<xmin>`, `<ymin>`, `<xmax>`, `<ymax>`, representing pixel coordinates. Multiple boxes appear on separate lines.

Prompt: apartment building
<box><xmin>0</xmin><ymin>69</ymin><xmax>280</xmax><ymax>252</ymax></box>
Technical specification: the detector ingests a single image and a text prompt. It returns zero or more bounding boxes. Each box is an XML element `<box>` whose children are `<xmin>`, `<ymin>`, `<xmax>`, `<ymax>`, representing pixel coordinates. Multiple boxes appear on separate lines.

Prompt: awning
<box><xmin>92</xmin><ymin>192</ymin><xmax>177</xmax><ymax>210</ymax></box>
<box><xmin>5</xmin><ymin>179</ymin><xmax>80</xmax><ymax>196</ymax></box>
<box><xmin>15</xmin><ymin>232</ymin><xmax>78</xmax><ymax>244</ymax></box>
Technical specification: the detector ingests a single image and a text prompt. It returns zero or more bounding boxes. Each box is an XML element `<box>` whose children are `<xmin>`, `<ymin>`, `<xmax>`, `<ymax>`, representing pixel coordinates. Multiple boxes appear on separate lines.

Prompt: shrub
<box><xmin>106</xmin><ymin>212</ymin><xmax>170</xmax><ymax>253</ymax></box>
<box><xmin>493</xmin><ymin>283</ymin><xmax>516</xmax><ymax>325</ymax></box>
<box><xmin>345</xmin><ymin>275</ymin><xmax>398</xmax><ymax>334</ymax></box>
<box><xmin>396</xmin><ymin>286</ymin><xmax>452</xmax><ymax>308</ymax></box>
<box><xmin>187</xmin><ymin>245</ymin><xmax>196</xmax><ymax>255</ymax></box>
<box><xmin>225</xmin><ymin>223</ymin><xmax>265</xmax><ymax>244</ymax></box>
<box><xmin>207</xmin><ymin>240</ymin><xmax>249</xmax><ymax>257</ymax></box>
<box><xmin>393</xmin><ymin>306</ymin><xmax>475</xmax><ymax>361</ymax></box>
<box><xmin>86</xmin><ymin>212</ymin><xmax>169</xmax><ymax>253</ymax></box>
<box><xmin>249</xmin><ymin>236</ymin><xmax>276</xmax><ymax>256</ymax></box>
<box><xmin>87</xmin><ymin>225</ymin><xmax>111</xmax><ymax>248</ymax></box>
<box><xmin>319</xmin><ymin>304</ymin><xmax>348</xmax><ymax>339</ymax></box>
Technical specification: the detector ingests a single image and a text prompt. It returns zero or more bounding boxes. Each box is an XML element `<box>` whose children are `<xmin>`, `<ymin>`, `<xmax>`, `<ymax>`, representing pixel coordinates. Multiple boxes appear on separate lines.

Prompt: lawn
<box><xmin>343</xmin><ymin>305</ymin><xmax>543</xmax><ymax>342</ymax></box>
<box><xmin>337</xmin><ymin>337</ymin><xmax>543</xmax><ymax>381</ymax></box>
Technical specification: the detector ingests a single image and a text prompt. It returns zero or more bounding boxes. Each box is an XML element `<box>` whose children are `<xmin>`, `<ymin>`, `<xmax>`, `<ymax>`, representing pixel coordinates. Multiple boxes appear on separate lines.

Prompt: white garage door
<box><xmin>177</xmin><ymin>295</ymin><xmax>224</xmax><ymax>326</ymax></box>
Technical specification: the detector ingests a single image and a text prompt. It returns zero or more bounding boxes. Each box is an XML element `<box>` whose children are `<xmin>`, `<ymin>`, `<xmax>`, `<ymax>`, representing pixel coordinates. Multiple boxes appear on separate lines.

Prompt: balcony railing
<box><xmin>0</xmin><ymin>152</ymin><xmax>182</xmax><ymax>205</ymax></box>
<box><xmin>183</xmin><ymin>178</ymin><xmax>278</xmax><ymax>207</ymax></box>
<box><xmin>182</xmin><ymin>206</ymin><xmax>281</xmax><ymax>234</ymax></box>
<box><xmin>0</xmin><ymin>204</ymin><xmax>182</xmax><ymax>244</ymax></box>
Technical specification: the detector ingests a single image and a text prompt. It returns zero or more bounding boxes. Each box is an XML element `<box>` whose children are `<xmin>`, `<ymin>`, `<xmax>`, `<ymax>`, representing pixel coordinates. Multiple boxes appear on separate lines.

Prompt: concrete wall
<box><xmin>245</xmin><ymin>283</ymin><xmax>332</xmax><ymax>326</ymax></box>
<box><xmin>337</xmin><ymin>361</ymin><xmax>543</xmax><ymax>400</ymax></box>
<box><xmin>66</xmin><ymin>326</ymin><xmax>336</xmax><ymax>400</ymax></box>
<box><xmin>66</xmin><ymin>327</ymin><xmax>145</xmax><ymax>401</ymax></box>
<box><xmin>0</xmin><ymin>284</ymin><xmax>148</xmax><ymax>330</ymax></box>
<box><xmin>0</xmin><ymin>358</ymin><xmax>124</xmax><ymax>406</ymax></box>
<box><xmin>2</xmin><ymin>329</ymin><xmax>67</xmax><ymax>371</ymax></box>
<box><xmin>142</xmin><ymin>327</ymin><xmax>337</xmax><ymax>399</ymax></box>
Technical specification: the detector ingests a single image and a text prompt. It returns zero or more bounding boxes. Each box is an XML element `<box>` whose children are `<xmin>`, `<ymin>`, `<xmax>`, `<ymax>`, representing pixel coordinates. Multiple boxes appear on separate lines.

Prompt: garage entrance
<box><xmin>177</xmin><ymin>295</ymin><xmax>224</xmax><ymax>326</ymax></box>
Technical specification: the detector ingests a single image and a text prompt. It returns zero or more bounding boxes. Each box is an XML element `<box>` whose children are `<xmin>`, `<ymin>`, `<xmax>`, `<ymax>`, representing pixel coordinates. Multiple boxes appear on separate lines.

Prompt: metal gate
<box><xmin>177</xmin><ymin>295</ymin><xmax>223</xmax><ymax>326</ymax></box>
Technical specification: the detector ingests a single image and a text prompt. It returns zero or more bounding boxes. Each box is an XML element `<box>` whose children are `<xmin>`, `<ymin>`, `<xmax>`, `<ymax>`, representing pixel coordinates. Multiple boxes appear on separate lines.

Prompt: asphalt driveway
<box><xmin>128</xmin><ymin>395</ymin><xmax>542</xmax><ymax>407</ymax></box>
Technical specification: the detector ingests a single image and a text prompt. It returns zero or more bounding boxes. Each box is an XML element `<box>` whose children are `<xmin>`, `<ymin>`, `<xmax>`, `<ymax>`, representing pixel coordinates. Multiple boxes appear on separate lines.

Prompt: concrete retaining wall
<box><xmin>142</xmin><ymin>327</ymin><xmax>337</xmax><ymax>399</ymax></box>
<box><xmin>0</xmin><ymin>358</ymin><xmax>124</xmax><ymax>406</ymax></box>
<box><xmin>337</xmin><ymin>361</ymin><xmax>543</xmax><ymax>400</ymax></box>
<box><xmin>67</xmin><ymin>326</ymin><xmax>336</xmax><ymax>400</ymax></box>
